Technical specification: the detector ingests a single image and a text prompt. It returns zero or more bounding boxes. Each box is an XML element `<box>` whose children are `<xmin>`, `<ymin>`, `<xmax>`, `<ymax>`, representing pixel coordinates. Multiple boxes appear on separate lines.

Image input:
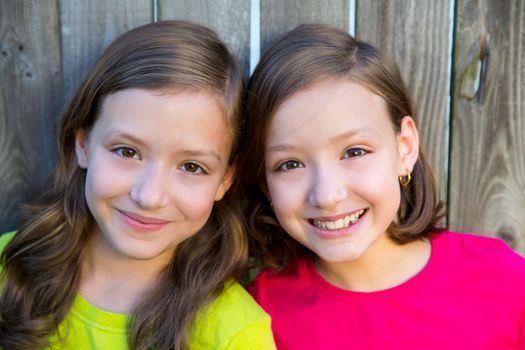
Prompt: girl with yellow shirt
<box><xmin>0</xmin><ymin>21</ymin><xmax>275</xmax><ymax>350</ymax></box>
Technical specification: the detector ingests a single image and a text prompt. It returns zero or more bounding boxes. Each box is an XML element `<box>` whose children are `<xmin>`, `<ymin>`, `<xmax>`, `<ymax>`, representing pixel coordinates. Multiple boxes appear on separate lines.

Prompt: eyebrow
<box><xmin>267</xmin><ymin>128</ymin><xmax>380</xmax><ymax>153</ymax></box>
<box><xmin>332</xmin><ymin>128</ymin><xmax>381</xmax><ymax>144</ymax></box>
<box><xmin>104</xmin><ymin>130</ymin><xmax>147</xmax><ymax>149</ymax></box>
<box><xmin>177</xmin><ymin>150</ymin><xmax>223</xmax><ymax>163</ymax></box>
<box><xmin>104</xmin><ymin>130</ymin><xmax>223</xmax><ymax>162</ymax></box>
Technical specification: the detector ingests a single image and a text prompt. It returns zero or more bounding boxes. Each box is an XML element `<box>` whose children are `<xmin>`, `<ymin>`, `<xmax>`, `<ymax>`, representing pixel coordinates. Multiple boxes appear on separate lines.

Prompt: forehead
<box><xmin>101</xmin><ymin>86</ymin><xmax>227</xmax><ymax>119</ymax></box>
<box><xmin>267</xmin><ymin>80</ymin><xmax>393</xmax><ymax>146</ymax></box>
<box><xmin>92</xmin><ymin>88</ymin><xmax>233</xmax><ymax>155</ymax></box>
<box><xmin>97</xmin><ymin>88</ymin><xmax>226</xmax><ymax>124</ymax></box>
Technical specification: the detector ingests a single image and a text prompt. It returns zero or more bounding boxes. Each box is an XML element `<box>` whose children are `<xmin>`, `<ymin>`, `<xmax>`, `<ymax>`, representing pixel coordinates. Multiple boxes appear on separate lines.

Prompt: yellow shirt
<box><xmin>0</xmin><ymin>232</ymin><xmax>275</xmax><ymax>349</ymax></box>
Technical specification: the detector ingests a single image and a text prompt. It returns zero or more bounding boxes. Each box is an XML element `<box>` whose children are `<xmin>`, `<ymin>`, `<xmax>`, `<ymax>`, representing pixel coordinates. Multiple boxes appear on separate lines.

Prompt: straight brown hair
<box><xmin>240</xmin><ymin>24</ymin><xmax>444</xmax><ymax>271</ymax></box>
<box><xmin>0</xmin><ymin>20</ymin><xmax>245</xmax><ymax>349</ymax></box>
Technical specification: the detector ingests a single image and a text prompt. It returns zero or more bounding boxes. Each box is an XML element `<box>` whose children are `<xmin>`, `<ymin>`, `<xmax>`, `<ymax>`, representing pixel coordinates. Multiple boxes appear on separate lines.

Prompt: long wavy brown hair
<box><xmin>239</xmin><ymin>24</ymin><xmax>444</xmax><ymax>271</ymax></box>
<box><xmin>0</xmin><ymin>20</ymin><xmax>245</xmax><ymax>349</ymax></box>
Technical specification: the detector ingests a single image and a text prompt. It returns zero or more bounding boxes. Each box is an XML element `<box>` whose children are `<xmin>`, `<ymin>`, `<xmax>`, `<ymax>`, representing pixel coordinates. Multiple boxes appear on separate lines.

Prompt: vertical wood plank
<box><xmin>450</xmin><ymin>0</ymin><xmax>525</xmax><ymax>253</ymax></box>
<box><xmin>0</xmin><ymin>0</ymin><xmax>62</xmax><ymax>232</ymax></box>
<box><xmin>159</xmin><ymin>0</ymin><xmax>251</xmax><ymax>77</ymax></box>
<box><xmin>356</xmin><ymin>1</ymin><xmax>452</xmax><ymax>212</ymax></box>
<box><xmin>60</xmin><ymin>0</ymin><xmax>152</xmax><ymax>102</ymax></box>
<box><xmin>260</xmin><ymin>0</ymin><xmax>349</xmax><ymax>53</ymax></box>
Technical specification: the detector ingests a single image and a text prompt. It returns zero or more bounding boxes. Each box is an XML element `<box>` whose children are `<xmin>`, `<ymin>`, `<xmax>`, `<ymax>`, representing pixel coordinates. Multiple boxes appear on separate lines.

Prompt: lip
<box><xmin>309</xmin><ymin>208</ymin><xmax>366</xmax><ymax>222</ymax></box>
<box><xmin>307</xmin><ymin>208</ymin><xmax>367</xmax><ymax>238</ymax></box>
<box><xmin>116</xmin><ymin>209</ymin><xmax>171</xmax><ymax>233</ymax></box>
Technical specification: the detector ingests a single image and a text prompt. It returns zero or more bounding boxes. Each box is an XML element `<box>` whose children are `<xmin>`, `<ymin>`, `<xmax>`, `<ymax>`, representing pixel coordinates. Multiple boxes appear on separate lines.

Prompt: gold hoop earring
<box><xmin>398</xmin><ymin>173</ymin><xmax>411</xmax><ymax>187</ymax></box>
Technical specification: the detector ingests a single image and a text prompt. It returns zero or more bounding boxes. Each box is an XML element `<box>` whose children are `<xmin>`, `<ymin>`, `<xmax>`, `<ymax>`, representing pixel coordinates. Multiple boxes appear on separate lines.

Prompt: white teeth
<box><xmin>313</xmin><ymin>209</ymin><xmax>365</xmax><ymax>231</ymax></box>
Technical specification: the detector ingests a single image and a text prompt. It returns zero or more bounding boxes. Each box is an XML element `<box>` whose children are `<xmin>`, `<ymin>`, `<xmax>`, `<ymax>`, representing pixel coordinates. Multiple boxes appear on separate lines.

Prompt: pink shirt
<box><xmin>250</xmin><ymin>231</ymin><xmax>525</xmax><ymax>349</ymax></box>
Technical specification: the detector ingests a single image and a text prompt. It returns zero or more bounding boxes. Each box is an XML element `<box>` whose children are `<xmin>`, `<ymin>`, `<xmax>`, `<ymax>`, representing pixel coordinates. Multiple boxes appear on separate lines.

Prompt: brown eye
<box><xmin>181</xmin><ymin>162</ymin><xmax>205</xmax><ymax>174</ymax></box>
<box><xmin>277</xmin><ymin>160</ymin><xmax>304</xmax><ymax>172</ymax></box>
<box><xmin>344</xmin><ymin>148</ymin><xmax>367</xmax><ymax>159</ymax></box>
<box><xmin>115</xmin><ymin>147</ymin><xmax>140</xmax><ymax>159</ymax></box>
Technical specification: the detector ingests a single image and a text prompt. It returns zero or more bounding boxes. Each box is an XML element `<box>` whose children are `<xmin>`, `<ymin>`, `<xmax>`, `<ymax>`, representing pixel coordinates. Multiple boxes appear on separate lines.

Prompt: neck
<box><xmin>79</xmin><ymin>232</ymin><xmax>171</xmax><ymax>314</ymax></box>
<box><xmin>315</xmin><ymin>234</ymin><xmax>431</xmax><ymax>292</ymax></box>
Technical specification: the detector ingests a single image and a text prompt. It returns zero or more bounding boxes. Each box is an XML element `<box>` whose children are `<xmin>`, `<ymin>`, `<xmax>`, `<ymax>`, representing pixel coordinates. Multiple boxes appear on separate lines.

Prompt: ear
<box><xmin>75</xmin><ymin>129</ymin><xmax>90</xmax><ymax>169</ymax></box>
<box><xmin>397</xmin><ymin>116</ymin><xmax>419</xmax><ymax>175</ymax></box>
<box><xmin>214</xmin><ymin>165</ymin><xmax>236</xmax><ymax>201</ymax></box>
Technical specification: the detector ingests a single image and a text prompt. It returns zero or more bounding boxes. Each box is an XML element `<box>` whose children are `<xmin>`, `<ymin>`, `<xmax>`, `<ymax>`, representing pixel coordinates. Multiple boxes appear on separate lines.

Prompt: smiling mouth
<box><xmin>310</xmin><ymin>209</ymin><xmax>367</xmax><ymax>231</ymax></box>
<box><xmin>117</xmin><ymin>209</ymin><xmax>171</xmax><ymax>225</ymax></box>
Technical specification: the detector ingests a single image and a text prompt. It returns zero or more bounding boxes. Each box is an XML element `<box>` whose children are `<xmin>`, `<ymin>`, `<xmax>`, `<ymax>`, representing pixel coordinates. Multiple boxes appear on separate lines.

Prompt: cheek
<box><xmin>361</xmin><ymin>170</ymin><xmax>398</xmax><ymax>194</ymax></box>
<box><xmin>357</xmin><ymin>154</ymin><xmax>400</xmax><ymax>192</ymax></box>
<box><xmin>183</xmin><ymin>197</ymin><xmax>214</xmax><ymax>221</ymax></box>
<box><xmin>176</xmin><ymin>182</ymin><xmax>220</xmax><ymax>221</ymax></box>
<box><xmin>83</xmin><ymin>168</ymin><xmax>128</xmax><ymax>227</ymax></box>
<box><xmin>266</xmin><ymin>175</ymin><xmax>305</xmax><ymax>222</ymax></box>
<box><xmin>84</xmin><ymin>159</ymin><xmax>130</xmax><ymax>203</ymax></box>
<box><xmin>358</xmin><ymin>169</ymin><xmax>401</xmax><ymax>216</ymax></box>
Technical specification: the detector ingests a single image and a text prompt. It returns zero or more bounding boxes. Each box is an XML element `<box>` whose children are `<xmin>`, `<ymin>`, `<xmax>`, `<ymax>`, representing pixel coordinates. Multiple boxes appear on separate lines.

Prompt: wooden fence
<box><xmin>1</xmin><ymin>0</ymin><xmax>524</xmax><ymax>254</ymax></box>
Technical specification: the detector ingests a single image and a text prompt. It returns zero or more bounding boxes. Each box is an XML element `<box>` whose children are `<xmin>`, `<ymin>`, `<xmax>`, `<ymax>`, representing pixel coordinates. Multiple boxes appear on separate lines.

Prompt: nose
<box><xmin>130</xmin><ymin>163</ymin><xmax>170</xmax><ymax>209</ymax></box>
<box><xmin>307</xmin><ymin>166</ymin><xmax>348</xmax><ymax>208</ymax></box>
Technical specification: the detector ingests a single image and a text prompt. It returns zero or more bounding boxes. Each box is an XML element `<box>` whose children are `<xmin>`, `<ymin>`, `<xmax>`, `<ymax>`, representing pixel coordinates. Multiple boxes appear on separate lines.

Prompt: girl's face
<box><xmin>75</xmin><ymin>88</ymin><xmax>234</xmax><ymax>264</ymax></box>
<box><xmin>264</xmin><ymin>80</ymin><xmax>418</xmax><ymax>265</ymax></box>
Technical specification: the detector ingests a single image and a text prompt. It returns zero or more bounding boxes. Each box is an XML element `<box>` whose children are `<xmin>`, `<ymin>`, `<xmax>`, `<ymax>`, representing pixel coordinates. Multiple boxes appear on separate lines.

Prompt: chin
<box><xmin>115</xmin><ymin>243</ymin><xmax>171</xmax><ymax>261</ymax></box>
<box><xmin>316</xmin><ymin>248</ymin><xmax>364</xmax><ymax>264</ymax></box>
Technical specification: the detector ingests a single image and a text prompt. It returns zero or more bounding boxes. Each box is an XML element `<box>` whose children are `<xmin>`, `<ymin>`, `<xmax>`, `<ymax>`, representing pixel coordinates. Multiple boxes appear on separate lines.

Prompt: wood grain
<box><xmin>0</xmin><ymin>0</ymin><xmax>62</xmax><ymax>232</ymax></box>
<box><xmin>449</xmin><ymin>0</ymin><xmax>525</xmax><ymax>253</ymax></box>
<box><xmin>356</xmin><ymin>0</ymin><xmax>452</xmax><ymax>209</ymax></box>
<box><xmin>1</xmin><ymin>1</ymin><xmax>524</xmax><ymax>255</ymax></box>
<box><xmin>159</xmin><ymin>0</ymin><xmax>251</xmax><ymax>77</ymax></box>
<box><xmin>260</xmin><ymin>0</ymin><xmax>349</xmax><ymax>53</ymax></box>
<box><xmin>59</xmin><ymin>0</ymin><xmax>152</xmax><ymax>103</ymax></box>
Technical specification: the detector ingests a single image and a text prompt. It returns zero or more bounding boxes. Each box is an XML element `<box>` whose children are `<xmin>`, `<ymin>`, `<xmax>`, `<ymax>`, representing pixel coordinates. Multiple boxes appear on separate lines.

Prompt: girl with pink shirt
<box><xmin>240</xmin><ymin>24</ymin><xmax>525</xmax><ymax>349</ymax></box>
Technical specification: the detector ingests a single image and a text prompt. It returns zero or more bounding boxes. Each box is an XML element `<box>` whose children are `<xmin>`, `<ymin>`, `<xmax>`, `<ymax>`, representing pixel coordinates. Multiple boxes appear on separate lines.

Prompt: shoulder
<box><xmin>251</xmin><ymin>259</ymin><xmax>305</xmax><ymax>292</ymax></box>
<box><xmin>434</xmin><ymin>230</ymin><xmax>525</xmax><ymax>277</ymax></box>
<box><xmin>189</xmin><ymin>281</ymin><xmax>275</xmax><ymax>349</ymax></box>
<box><xmin>435</xmin><ymin>230</ymin><xmax>523</xmax><ymax>259</ymax></box>
<box><xmin>0</xmin><ymin>231</ymin><xmax>16</xmax><ymax>252</ymax></box>
<box><xmin>250</xmin><ymin>259</ymin><xmax>311</xmax><ymax>312</ymax></box>
<box><xmin>253</xmin><ymin>258</ymin><xmax>308</xmax><ymax>283</ymax></box>
<box><xmin>436</xmin><ymin>231</ymin><xmax>525</xmax><ymax>339</ymax></box>
<box><xmin>207</xmin><ymin>281</ymin><xmax>270</xmax><ymax>322</ymax></box>
<box><xmin>0</xmin><ymin>231</ymin><xmax>17</xmax><ymax>274</ymax></box>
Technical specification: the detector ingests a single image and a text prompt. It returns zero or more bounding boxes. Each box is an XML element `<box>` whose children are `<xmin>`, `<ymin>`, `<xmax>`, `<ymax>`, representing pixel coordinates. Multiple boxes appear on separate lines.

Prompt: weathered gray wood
<box><xmin>159</xmin><ymin>0</ymin><xmax>251</xmax><ymax>77</ymax></box>
<box><xmin>261</xmin><ymin>0</ymin><xmax>349</xmax><ymax>52</ymax></box>
<box><xmin>357</xmin><ymin>0</ymin><xmax>452</xmax><ymax>213</ymax></box>
<box><xmin>59</xmin><ymin>0</ymin><xmax>152</xmax><ymax>102</ymax></box>
<box><xmin>0</xmin><ymin>0</ymin><xmax>62</xmax><ymax>232</ymax></box>
<box><xmin>449</xmin><ymin>0</ymin><xmax>525</xmax><ymax>253</ymax></box>
<box><xmin>2</xmin><ymin>0</ymin><xmax>525</xmax><ymax>257</ymax></box>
